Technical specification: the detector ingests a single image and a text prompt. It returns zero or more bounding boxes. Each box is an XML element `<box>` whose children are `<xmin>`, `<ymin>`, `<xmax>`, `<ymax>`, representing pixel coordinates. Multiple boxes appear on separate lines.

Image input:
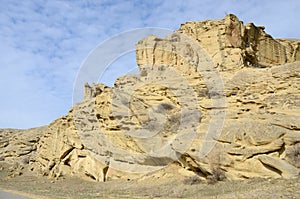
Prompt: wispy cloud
<box><xmin>0</xmin><ymin>0</ymin><xmax>299</xmax><ymax>128</ymax></box>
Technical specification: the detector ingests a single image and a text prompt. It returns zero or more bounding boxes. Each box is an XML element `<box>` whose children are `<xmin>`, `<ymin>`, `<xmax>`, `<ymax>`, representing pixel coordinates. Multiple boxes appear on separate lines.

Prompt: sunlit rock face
<box><xmin>1</xmin><ymin>14</ymin><xmax>299</xmax><ymax>182</ymax></box>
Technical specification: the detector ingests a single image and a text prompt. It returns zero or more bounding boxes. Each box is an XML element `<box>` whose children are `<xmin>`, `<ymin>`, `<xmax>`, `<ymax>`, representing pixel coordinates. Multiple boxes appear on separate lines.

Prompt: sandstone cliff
<box><xmin>1</xmin><ymin>14</ymin><xmax>299</xmax><ymax>182</ymax></box>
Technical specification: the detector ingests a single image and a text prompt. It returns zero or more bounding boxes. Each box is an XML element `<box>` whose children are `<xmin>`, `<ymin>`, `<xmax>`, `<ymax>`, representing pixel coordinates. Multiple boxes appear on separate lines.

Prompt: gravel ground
<box><xmin>0</xmin><ymin>162</ymin><xmax>299</xmax><ymax>199</ymax></box>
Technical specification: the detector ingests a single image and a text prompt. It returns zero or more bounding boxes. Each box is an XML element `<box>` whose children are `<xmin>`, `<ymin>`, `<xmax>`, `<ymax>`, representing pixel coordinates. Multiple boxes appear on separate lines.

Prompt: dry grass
<box><xmin>0</xmin><ymin>162</ymin><xmax>300</xmax><ymax>199</ymax></box>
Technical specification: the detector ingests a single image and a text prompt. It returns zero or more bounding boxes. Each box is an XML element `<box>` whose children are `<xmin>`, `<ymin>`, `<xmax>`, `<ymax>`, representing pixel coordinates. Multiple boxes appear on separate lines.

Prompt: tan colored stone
<box><xmin>258</xmin><ymin>155</ymin><xmax>299</xmax><ymax>178</ymax></box>
<box><xmin>1</xmin><ymin>14</ymin><xmax>299</xmax><ymax>182</ymax></box>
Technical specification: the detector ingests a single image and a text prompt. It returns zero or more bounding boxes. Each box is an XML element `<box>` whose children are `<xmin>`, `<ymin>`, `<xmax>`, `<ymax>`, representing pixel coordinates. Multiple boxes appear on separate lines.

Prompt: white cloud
<box><xmin>0</xmin><ymin>0</ymin><xmax>299</xmax><ymax>128</ymax></box>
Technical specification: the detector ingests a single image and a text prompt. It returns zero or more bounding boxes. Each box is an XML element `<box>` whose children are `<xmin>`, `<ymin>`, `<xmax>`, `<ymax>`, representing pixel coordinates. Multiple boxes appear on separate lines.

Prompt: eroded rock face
<box><xmin>134</xmin><ymin>14</ymin><xmax>300</xmax><ymax>180</ymax></box>
<box><xmin>0</xmin><ymin>127</ymin><xmax>43</xmax><ymax>165</ymax></box>
<box><xmin>1</xmin><ymin>14</ymin><xmax>299</xmax><ymax>182</ymax></box>
<box><xmin>175</xmin><ymin>14</ymin><xmax>300</xmax><ymax>69</ymax></box>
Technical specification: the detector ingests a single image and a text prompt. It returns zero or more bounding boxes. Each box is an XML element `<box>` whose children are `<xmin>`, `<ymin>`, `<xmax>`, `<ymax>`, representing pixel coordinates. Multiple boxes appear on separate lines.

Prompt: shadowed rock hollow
<box><xmin>1</xmin><ymin>14</ymin><xmax>299</xmax><ymax>182</ymax></box>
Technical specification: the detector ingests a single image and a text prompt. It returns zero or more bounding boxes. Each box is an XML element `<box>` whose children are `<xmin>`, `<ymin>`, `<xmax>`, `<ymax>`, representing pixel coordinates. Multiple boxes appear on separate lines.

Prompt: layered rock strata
<box><xmin>1</xmin><ymin>14</ymin><xmax>299</xmax><ymax>182</ymax></box>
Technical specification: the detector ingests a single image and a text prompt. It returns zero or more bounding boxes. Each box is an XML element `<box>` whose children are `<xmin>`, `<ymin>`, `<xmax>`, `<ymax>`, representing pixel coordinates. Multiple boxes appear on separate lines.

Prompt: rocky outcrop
<box><xmin>0</xmin><ymin>128</ymin><xmax>43</xmax><ymax>164</ymax></box>
<box><xmin>1</xmin><ymin>14</ymin><xmax>299</xmax><ymax>182</ymax></box>
<box><xmin>175</xmin><ymin>14</ymin><xmax>300</xmax><ymax>69</ymax></box>
<box><xmin>134</xmin><ymin>14</ymin><xmax>300</xmax><ymax>180</ymax></box>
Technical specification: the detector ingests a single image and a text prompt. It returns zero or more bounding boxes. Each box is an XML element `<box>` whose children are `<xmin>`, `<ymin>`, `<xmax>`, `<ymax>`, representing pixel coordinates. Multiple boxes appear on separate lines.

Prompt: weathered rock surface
<box><xmin>1</xmin><ymin>14</ymin><xmax>299</xmax><ymax>182</ymax></box>
<box><xmin>0</xmin><ymin>128</ymin><xmax>43</xmax><ymax>164</ymax></box>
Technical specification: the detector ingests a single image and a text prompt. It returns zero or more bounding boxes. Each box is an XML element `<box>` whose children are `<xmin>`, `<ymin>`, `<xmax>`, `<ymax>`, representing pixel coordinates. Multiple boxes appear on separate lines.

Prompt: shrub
<box><xmin>206</xmin><ymin>150</ymin><xmax>226</xmax><ymax>185</ymax></box>
<box><xmin>21</xmin><ymin>156</ymin><xmax>30</xmax><ymax>165</ymax></box>
<box><xmin>207</xmin><ymin>167</ymin><xmax>226</xmax><ymax>185</ymax></box>
<box><xmin>183</xmin><ymin>175</ymin><xmax>201</xmax><ymax>185</ymax></box>
<box><xmin>286</xmin><ymin>143</ymin><xmax>300</xmax><ymax>168</ymax></box>
<box><xmin>160</xmin><ymin>103</ymin><xmax>174</xmax><ymax>110</ymax></box>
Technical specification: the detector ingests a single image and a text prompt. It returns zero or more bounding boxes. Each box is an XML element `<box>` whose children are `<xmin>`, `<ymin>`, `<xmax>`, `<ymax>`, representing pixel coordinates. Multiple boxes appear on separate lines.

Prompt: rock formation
<box><xmin>1</xmin><ymin>14</ymin><xmax>299</xmax><ymax>182</ymax></box>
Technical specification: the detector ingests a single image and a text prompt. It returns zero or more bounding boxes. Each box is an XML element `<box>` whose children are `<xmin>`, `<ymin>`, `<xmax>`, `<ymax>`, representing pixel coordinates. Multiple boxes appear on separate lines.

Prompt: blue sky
<box><xmin>0</xmin><ymin>0</ymin><xmax>299</xmax><ymax>129</ymax></box>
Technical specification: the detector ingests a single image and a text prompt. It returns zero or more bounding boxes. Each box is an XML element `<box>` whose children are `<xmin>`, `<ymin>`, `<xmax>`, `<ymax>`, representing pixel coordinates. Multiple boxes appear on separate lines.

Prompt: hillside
<box><xmin>0</xmin><ymin>14</ymin><xmax>299</xmax><ymax>189</ymax></box>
